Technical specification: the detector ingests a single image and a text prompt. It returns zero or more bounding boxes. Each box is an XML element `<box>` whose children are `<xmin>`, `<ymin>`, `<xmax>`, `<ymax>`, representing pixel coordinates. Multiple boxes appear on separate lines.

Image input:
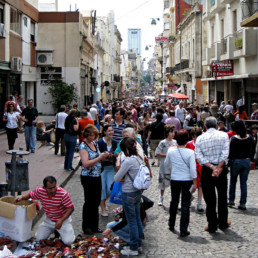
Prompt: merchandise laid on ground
<box><xmin>0</xmin><ymin>235</ymin><xmax>122</xmax><ymax>257</ymax></box>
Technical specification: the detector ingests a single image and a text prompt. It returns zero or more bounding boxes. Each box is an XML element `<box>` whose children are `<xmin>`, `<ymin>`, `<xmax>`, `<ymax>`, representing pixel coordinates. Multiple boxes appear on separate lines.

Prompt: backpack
<box><xmin>128</xmin><ymin>157</ymin><xmax>152</xmax><ymax>190</ymax></box>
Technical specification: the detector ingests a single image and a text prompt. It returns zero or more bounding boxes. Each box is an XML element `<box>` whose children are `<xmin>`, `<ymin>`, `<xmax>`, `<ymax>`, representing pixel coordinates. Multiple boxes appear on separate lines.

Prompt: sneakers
<box><xmin>238</xmin><ymin>204</ymin><xmax>247</xmax><ymax>210</ymax></box>
<box><xmin>121</xmin><ymin>248</ymin><xmax>139</xmax><ymax>256</ymax></box>
<box><xmin>158</xmin><ymin>196</ymin><xmax>163</xmax><ymax>206</ymax></box>
<box><xmin>123</xmin><ymin>246</ymin><xmax>142</xmax><ymax>253</ymax></box>
<box><xmin>197</xmin><ymin>203</ymin><xmax>204</xmax><ymax>212</ymax></box>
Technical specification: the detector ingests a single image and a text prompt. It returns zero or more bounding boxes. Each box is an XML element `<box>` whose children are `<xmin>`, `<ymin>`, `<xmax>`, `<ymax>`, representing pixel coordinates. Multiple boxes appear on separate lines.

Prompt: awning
<box><xmin>0</xmin><ymin>61</ymin><xmax>10</xmax><ymax>71</ymax></box>
<box><xmin>201</xmin><ymin>74</ymin><xmax>250</xmax><ymax>81</ymax></box>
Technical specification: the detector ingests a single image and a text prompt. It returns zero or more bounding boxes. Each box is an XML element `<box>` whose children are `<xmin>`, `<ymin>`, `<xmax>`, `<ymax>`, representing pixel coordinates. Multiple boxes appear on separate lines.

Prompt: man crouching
<box><xmin>15</xmin><ymin>176</ymin><xmax>75</xmax><ymax>245</ymax></box>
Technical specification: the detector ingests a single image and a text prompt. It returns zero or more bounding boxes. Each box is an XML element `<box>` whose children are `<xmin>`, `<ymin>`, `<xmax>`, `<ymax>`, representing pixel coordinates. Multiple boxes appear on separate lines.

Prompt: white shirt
<box><xmin>175</xmin><ymin>107</ymin><xmax>186</xmax><ymax>123</ymax></box>
<box><xmin>4</xmin><ymin>112</ymin><xmax>20</xmax><ymax>129</ymax></box>
<box><xmin>90</xmin><ymin>107</ymin><xmax>98</xmax><ymax>121</ymax></box>
<box><xmin>224</xmin><ymin>105</ymin><xmax>233</xmax><ymax>113</ymax></box>
<box><xmin>55</xmin><ymin>112</ymin><xmax>68</xmax><ymax>130</ymax></box>
<box><xmin>236</xmin><ymin>98</ymin><xmax>243</xmax><ymax>107</ymax></box>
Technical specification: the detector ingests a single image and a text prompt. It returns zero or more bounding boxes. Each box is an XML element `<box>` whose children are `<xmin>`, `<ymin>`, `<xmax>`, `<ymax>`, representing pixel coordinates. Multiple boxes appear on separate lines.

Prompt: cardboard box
<box><xmin>0</xmin><ymin>196</ymin><xmax>37</xmax><ymax>242</ymax></box>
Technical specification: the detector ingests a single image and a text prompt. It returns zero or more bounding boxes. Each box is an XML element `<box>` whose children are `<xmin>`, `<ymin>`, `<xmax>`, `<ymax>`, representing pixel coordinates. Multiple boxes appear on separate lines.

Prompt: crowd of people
<box><xmin>5</xmin><ymin>95</ymin><xmax>258</xmax><ymax>256</ymax></box>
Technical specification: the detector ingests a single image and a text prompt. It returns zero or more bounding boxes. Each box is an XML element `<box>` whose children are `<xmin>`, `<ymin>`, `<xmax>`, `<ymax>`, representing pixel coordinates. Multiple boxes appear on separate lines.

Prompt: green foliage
<box><xmin>46</xmin><ymin>78</ymin><xmax>78</xmax><ymax>111</ymax></box>
<box><xmin>234</xmin><ymin>38</ymin><xmax>243</xmax><ymax>49</ymax></box>
<box><xmin>143</xmin><ymin>74</ymin><xmax>151</xmax><ymax>84</ymax></box>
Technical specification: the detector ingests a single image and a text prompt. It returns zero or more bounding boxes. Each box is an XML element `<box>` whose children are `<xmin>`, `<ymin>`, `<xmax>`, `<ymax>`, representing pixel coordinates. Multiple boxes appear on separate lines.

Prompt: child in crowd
<box><xmin>186</xmin><ymin>127</ymin><xmax>204</xmax><ymax>212</ymax></box>
<box><xmin>155</xmin><ymin>125</ymin><xmax>177</xmax><ymax>206</ymax></box>
<box><xmin>36</xmin><ymin>121</ymin><xmax>54</xmax><ymax>146</ymax></box>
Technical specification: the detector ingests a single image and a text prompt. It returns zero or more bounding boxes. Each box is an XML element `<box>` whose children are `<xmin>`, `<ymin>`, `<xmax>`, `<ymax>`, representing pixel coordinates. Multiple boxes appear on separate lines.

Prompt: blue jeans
<box><xmin>141</xmin><ymin>137</ymin><xmax>148</xmax><ymax>156</ymax></box>
<box><xmin>107</xmin><ymin>220</ymin><xmax>130</xmax><ymax>243</ymax></box>
<box><xmin>101</xmin><ymin>166</ymin><xmax>115</xmax><ymax>200</ymax></box>
<box><xmin>229</xmin><ymin>158</ymin><xmax>251</xmax><ymax>205</ymax></box>
<box><xmin>24</xmin><ymin>126</ymin><xmax>36</xmax><ymax>151</ymax></box>
<box><xmin>122</xmin><ymin>191</ymin><xmax>143</xmax><ymax>251</ymax></box>
<box><xmin>64</xmin><ymin>134</ymin><xmax>77</xmax><ymax>170</ymax></box>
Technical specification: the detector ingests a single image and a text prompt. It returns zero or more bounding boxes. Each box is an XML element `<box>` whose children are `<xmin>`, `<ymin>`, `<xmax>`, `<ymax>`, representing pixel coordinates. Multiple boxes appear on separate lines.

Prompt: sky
<box><xmin>54</xmin><ymin>0</ymin><xmax>164</xmax><ymax>63</ymax></box>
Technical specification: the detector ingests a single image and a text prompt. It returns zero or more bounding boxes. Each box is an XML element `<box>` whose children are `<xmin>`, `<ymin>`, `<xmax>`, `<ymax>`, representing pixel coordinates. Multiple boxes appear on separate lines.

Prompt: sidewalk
<box><xmin>0</xmin><ymin>130</ymin><xmax>79</xmax><ymax>197</ymax></box>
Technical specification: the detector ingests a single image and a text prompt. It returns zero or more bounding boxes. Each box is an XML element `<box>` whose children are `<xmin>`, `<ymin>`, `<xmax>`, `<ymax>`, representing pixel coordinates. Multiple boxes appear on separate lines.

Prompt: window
<box><xmin>31</xmin><ymin>22</ymin><xmax>35</xmax><ymax>41</ymax></box>
<box><xmin>193</xmin><ymin>39</ymin><xmax>195</xmax><ymax>62</ymax></box>
<box><xmin>10</xmin><ymin>7</ymin><xmax>21</xmax><ymax>34</ymax></box>
<box><xmin>233</xmin><ymin>10</ymin><xmax>237</xmax><ymax>33</ymax></box>
<box><xmin>211</xmin><ymin>25</ymin><xmax>214</xmax><ymax>44</ymax></box>
<box><xmin>0</xmin><ymin>4</ymin><xmax>4</xmax><ymax>24</ymax></box>
<box><xmin>41</xmin><ymin>67</ymin><xmax>62</xmax><ymax>86</ymax></box>
<box><xmin>23</xmin><ymin>17</ymin><xmax>27</xmax><ymax>27</ymax></box>
<box><xmin>164</xmin><ymin>22</ymin><xmax>169</xmax><ymax>30</ymax></box>
<box><xmin>221</xmin><ymin>19</ymin><xmax>224</xmax><ymax>39</ymax></box>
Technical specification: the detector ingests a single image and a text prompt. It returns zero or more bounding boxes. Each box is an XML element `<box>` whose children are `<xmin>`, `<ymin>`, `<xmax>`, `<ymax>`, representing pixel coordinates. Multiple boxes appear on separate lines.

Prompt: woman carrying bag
<box><xmin>97</xmin><ymin>124</ymin><xmax>117</xmax><ymax>217</ymax></box>
<box><xmin>114</xmin><ymin>137</ymin><xmax>144</xmax><ymax>256</ymax></box>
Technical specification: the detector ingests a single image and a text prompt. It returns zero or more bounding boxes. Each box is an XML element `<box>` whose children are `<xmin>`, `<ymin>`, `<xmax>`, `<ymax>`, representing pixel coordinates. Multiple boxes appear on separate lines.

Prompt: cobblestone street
<box><xmin>37</xmin><ymin>163</ymin><xmax>258</xmax><ymax>257</ymax></box>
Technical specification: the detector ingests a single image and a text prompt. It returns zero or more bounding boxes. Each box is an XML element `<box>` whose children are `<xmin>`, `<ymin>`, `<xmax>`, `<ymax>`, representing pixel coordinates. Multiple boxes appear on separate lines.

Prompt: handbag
<box><xmin>109</xmin><ymin>182</ymin><xmax>123</xmax><ymax>205</ymax></box>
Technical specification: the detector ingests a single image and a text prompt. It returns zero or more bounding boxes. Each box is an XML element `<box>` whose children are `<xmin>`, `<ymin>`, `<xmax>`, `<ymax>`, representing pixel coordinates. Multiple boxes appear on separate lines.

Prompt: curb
<box><xmin>31</xmin><ymin>162</ymin><xmax>81</xmax><ymax>229</ymax></box>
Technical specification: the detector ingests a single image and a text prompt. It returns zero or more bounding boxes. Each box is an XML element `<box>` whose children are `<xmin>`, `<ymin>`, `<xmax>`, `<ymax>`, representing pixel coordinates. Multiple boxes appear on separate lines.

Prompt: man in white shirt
<box><xmin>90</xmin><ymin>104</ymin><xmax>99</xmax><ymax>124</ymax></box>
<box><xmin>55</xmin><ymin>105</ymin><xmax>68</xmax><ymax>156</ymax></box>
<box><xmin>175</xmin><ymin>102</ymin><xmax>186</xmax><ymax>125</ymax></box>
<box><xmin>236</xmin><ymin>97</ymin><xmax>243</xmax><ymax>108</ymax></box>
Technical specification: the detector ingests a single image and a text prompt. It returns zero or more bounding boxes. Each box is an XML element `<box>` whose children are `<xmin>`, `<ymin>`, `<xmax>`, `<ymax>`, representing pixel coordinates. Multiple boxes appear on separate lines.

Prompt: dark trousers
<box><xmin>201</xmin><ymin>166</ymin><xmax>228</xmax><ymax>230</ymax></box>
<box><xmin>81</xmin><ymin>175</ymin><xmax>101</xmax><ymax>232</ymax></box>
<box><xmin>37</xmin><ymin>133</ymin><xmax>51</xmax><ymax>143</ymax></box>
<box><xmin>6</xmin><ymin>127</ymin><xmax>17</xmax><ymax>150</ymax></box>
<box><xmin>169</xmin><ymin>180</ymin><xmax>192</xmax><ymax>233</ymax></box>
<box><xmin>55</xmin><ymin>128</ymin><xmax>65</xmax><ymax>155</ymax></box>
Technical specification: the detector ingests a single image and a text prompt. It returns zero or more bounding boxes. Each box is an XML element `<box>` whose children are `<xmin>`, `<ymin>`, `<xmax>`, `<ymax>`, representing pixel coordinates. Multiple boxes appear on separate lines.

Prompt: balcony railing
<box><xmin>174</xmin><ymin>60</ymin><xmax>189</xmax><ymax>71</ymax></box>
<box><xmin>166</xmin><ymin>67</ymin><xmax>175</xmax><ymax>75</ymax></box>
<box><xmin>241</xmin><ymin>0</ymin><xmax>258</xmax><ymax>20</ymax></box>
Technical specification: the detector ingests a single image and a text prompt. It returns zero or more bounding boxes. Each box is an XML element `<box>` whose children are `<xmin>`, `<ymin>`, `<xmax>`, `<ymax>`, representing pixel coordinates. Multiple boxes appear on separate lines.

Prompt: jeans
<box><xmin>201</xmin><ymin>166</ymin><xmax>228</xmax><ymax>230</ymax></box>
<box><xmin>141</xmin><ymin>137</ymin><xmax>148</xmax><ymax>156</ymax></box>
<box><xmin>229</xmin><ymin>158</ymin><xmax>251</xmax><ymax>205</ymax></box>
<box><xmin>101</xmin><ymin>166</ymin><xmax>115</xmax><ymax>200</ymax></box>
<box><xmin>122</xmin><ymin>191</ymin><xmax>144</xmax><ymax>251</ymax></box>
<box><xmin>107</xmin><ymin>220</ymin><xmax>131</xmax><ymax>243</ymax></box>
<box><xmin>169</xmin><ymin>180</ymin><xmax>192</xmax><ymax>233</ymax></box>
<box><xmin>64</xmin><ymin>134</ymin><xmax>77</xmax><ymax>170</ymax></box>
<box><xmin>24</xmin><ymin>126</ymin><xmax>36</xmax><ymax>151</ymax></box>
<box><xmin>81</xmin><ymin>175</ymin><xmax>101</xmax><ymax>232</ymax></box>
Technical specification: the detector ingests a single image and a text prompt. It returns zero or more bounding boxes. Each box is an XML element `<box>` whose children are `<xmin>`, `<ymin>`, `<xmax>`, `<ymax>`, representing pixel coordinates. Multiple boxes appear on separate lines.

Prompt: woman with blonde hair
<box><xmin>36</xmin><ymin>121</ymin><xmax>53</xmax><ymax>146</ymax></box>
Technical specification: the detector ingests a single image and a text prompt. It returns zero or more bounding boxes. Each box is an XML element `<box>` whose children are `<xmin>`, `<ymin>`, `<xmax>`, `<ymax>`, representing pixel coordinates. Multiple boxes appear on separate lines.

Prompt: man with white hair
<box><xmin>90</xmin><ymin>104</ymin><xmax>99</xmax><ymax>125</ymax></box>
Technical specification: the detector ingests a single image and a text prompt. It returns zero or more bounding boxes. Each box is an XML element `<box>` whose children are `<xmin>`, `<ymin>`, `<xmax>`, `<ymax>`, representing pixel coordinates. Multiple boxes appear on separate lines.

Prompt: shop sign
<box><xmin>167</xmin><ymin>83</ymin><xmax>178</xmax><ymax>90</ymax></box>
<box><xmin>155</xmin><ymin>36</ymin><xmax>168</xmax><ymax>42</ymax></box>
<box><xmin>211</xmin><ymin>60</ymin><xmax>234</xmax><ymax>77</ymax></box>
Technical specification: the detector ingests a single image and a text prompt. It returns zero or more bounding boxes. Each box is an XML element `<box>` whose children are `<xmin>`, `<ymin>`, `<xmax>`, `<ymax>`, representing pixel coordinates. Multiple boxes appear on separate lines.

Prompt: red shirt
<box><xmin>227</xmin><ymin>130</ymin><xmax>236</xmax><ymax>139</ymax></box>
<box><xmin>29</xmin><ymin>186</ymin><xmax>74</xmax><ymax>221</ymax></box>
<box><xmin>79</xmin><ymin>118</ymin><xmax>94</xmax><ymax>143</ymax></box>
<box><xmin>186</xmin><ymin>140</ymin><xmax>202</xmax><ymax>188</ymax></box>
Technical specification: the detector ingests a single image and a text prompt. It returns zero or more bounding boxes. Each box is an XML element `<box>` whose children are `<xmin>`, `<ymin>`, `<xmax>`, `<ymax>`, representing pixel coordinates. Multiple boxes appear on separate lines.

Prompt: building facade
<box><xmin>128</xmin><ymin>29</ymin><xmax>141</xmax><ymax>56</ymax></box>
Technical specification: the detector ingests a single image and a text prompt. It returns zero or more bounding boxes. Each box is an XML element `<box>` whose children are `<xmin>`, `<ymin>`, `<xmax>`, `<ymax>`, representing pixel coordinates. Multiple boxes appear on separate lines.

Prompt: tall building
<box><xmin>128</xmin><ymin>29</ymin><xmax>141</xmax><ymax>56</ymax></box>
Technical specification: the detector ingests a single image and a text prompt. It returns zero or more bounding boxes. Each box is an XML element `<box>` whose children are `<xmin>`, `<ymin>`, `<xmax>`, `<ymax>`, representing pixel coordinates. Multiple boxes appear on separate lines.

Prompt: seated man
<box><xmin>15</xmin><ymin>176</ymin><xmax>75</xmax><ymax>245</ymax></box>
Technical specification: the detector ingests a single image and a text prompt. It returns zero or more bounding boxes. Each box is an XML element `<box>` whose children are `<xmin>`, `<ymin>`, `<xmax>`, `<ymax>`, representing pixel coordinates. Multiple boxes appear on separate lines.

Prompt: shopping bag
<box><xmin>109</xmin><ymin>182</ymin><xmax>123</xmax><ymax>205</ymax></box>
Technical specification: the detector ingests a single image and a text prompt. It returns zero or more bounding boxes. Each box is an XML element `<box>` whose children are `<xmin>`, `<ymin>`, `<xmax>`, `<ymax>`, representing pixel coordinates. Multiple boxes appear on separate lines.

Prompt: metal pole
<box><xmin>10</xmin><ymin>152</ymin><xmax>17</xmax><ymax>196</ymax></box>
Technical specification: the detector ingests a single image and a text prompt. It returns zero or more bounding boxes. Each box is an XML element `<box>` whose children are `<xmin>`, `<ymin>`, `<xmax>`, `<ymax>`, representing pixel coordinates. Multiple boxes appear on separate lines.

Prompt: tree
<box><xmin>143</xmin><ymin>74</ymin><xmax>151</xmax><ymax>84</ymax></box>
<box><xmin>45</xmin><ymin>78</ymin><xmax>78</xmax><ymax>111</ymax></box>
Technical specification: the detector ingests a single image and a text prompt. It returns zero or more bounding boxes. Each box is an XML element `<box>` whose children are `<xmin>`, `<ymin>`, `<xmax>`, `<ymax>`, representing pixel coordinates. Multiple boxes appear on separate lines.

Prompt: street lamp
<box><xmin>151</xmin><ymin>18</ymin><xmax>160</xmax><ymax>25</ymax></box>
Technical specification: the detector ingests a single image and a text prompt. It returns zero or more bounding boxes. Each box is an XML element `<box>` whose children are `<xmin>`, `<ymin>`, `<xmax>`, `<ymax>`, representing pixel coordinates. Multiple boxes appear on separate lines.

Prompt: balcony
<box><xmin>174</xmin><ymin>60</ymin><xmax>189</xmax><ymax>71</ymax></box>
<box><xmin>220</xmin><ymin>36</ymin><xmax>234</xmax><ymax>60</ymax></box>
<box><xmin>166</xmin><ymin>67</ymin><xmax>175</xmax><ymax>75</ymax></box>
<box><xmin>241</xmin><ymin>0</ymin><xmax>258</xmax><ymax>27</ymax></box>
<box><xmin>210</xmin><ymin>0</ymin><xmax>226</xmax><ymax>16</ymax></box>
<box><xmin>233</xmin><ymin>28</ymin><xmax>257</xmax><ymax>58</ymax></box>
<box><xmin>202</xmin><ymin>48</ymin><xmax>209</xmax><ymax>66</ymax></box>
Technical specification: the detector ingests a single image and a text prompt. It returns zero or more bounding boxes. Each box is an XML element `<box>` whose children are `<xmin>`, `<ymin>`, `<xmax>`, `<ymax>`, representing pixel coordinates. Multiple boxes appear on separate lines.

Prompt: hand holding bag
<box><xmin>109</xmin><ymin>182</ymin><xmax>123</xmax><ymax>205</ymax></box>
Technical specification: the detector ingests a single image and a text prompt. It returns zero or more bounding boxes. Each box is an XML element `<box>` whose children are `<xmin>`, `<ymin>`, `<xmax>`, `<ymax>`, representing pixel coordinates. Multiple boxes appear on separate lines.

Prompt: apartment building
<box><xmin>202</xmin><ymin>0</ymin><xmax>258</xmax><ymax>111</ymax></box>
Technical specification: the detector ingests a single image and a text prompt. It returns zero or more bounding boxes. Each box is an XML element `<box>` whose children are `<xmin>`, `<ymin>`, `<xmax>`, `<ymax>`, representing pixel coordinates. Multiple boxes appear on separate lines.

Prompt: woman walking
<box><xmin>64</xmin><ymin>109</ymin><xmax>79</xmax><ymax>171</ymax></box>
<box><xmin>155</xmin><ymin>125</ymin><xmax>177</xmax><ymax>206</ymax></box>
<box><xmin>3</xmin><ymin>103</ymin><xmax>20</xmax><ymax>150</ymax></box>
<box><xmin>79</xmin><ymin>124</ymin><xmax>109</xmax><ymax>235</ymax></box>
<box><xmin>114</xmin><ymin>137</ymin><xmax>144</xmax><ymax>256</ymax></box>
<box><xmin>97</xmin><ymin>124</ymin><xmax>117</xmax><ymax>217</ymax></box>
<box><xmin>165</xmin><ymin>129</ymin><xmax>197</xmax><ymax>237</ymax></box>
<box><xmin>228</xmin><ymin>120</ymin><xmax>253</xmax><ymax>210</ymax></box>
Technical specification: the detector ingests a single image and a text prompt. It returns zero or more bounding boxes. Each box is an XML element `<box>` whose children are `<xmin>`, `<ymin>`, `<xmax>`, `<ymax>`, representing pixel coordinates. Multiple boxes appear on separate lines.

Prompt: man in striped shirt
<box><xmin>15</xmin><ymin>176</ymin><xmax>75</xmax><ymax>245</ymax></box>
<box><xmin>110</xmin><ymin>108</ymin><xmax>127</xmax><ymax>143</ymax></box>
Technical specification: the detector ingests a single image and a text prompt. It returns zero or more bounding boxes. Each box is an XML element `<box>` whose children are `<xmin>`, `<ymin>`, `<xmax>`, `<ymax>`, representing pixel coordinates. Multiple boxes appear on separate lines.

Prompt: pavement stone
<box><xmin>33</xmin><ymin>159</ymin><xmax>258</xmax><ymax>257</ymax></box>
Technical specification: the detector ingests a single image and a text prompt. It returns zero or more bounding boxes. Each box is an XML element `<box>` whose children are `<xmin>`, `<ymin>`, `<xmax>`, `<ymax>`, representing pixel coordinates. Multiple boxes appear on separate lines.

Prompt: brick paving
<box><xmin>34</xmin><ymin>160</ymin><xmax>258</xmax><ymax>257</ymax></box>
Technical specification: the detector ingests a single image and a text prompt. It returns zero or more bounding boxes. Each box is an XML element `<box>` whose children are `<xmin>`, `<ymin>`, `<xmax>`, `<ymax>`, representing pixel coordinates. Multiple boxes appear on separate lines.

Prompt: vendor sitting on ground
<box><xmin>15</xmin><ymin>176</ymin><xmax>75</xmax><ymax>245</ymax></box>
<box><xmin>102</xmin><ymin>195</ymin><xmax>153</xmax><ymax>243</ymax></box>
<box><xmin>36</xmin><ymin>121</ymin><xmax>54</xmax><ymax>146</ymax></box>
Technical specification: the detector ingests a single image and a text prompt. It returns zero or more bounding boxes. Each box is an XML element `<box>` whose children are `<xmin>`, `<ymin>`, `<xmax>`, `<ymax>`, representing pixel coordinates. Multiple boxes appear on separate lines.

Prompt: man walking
<box><xmin>110</xmin><ymin>108</ymin><xmax>127</xmax><ymax>143</ymax></box>
<box><xmin>195</xmin><ymin>117</ymin><xmax>230</xmax><ymax>233</ymax></box>
<box><xmin>175</xmin><ymin>101</ymin><xmax>186</xmax><ymax>126</ymax></box>
<box><xmin>15</xmin><ymin>176</ymin><xmax>75</xmax><ymax>245</ymax></box>
<box><xmin>55</xmin><ymin>105</ymin><xmax>68</xmax><ymax>156</ymax></box>
<box><xmin>21</xmin><ymin>99</ymin><xmax>39</xmax><ymax>153</ymax></box>
<box><xmin>165</xmin><ymin>110</ymin><xmax>181</xmax><ymax>132</ymax></box>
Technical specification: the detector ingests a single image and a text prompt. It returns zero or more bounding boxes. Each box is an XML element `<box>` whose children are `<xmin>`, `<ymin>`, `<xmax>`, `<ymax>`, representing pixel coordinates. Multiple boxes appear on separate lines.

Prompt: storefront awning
<box><xmin>201</xmin><ymin>74</ymin><xmax>250</xmax><ymax>81</ymax></box>
<box><xmin>0</xmin><ymin>61</ymin><xmax>10</xmax><ymax>71</ymax></box>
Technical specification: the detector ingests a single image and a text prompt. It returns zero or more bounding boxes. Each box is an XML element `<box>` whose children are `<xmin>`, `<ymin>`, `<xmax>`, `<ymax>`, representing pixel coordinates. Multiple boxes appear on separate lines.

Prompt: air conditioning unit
<box><xmin>0</xmin><ymin>23</ymin><xmax>5</xmax><ymax>38</ymax></box>
<box><xmin>37</xmin><ymin>52</ymin><xmax>53</xmax><ymax>66</ymax></box>
<box><xmin>11</xmin><ymin>57</ymin><xmax>22</xmax><ymax>72</ymax></box>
